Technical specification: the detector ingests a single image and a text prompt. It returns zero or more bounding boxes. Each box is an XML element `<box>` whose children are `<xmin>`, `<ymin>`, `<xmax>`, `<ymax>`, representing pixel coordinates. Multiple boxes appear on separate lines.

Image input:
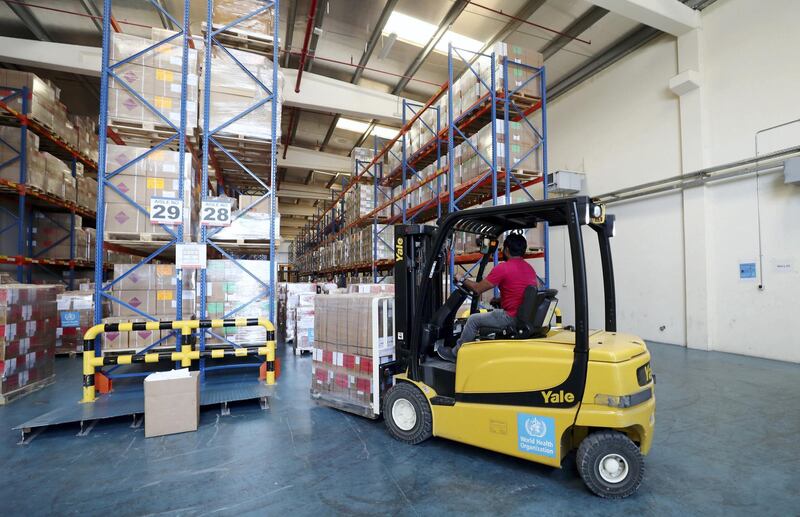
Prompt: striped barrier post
<box><xmin>81</xmin><ymin>318</ymin><xmax>276</xmax><ymax>403</ymax></box>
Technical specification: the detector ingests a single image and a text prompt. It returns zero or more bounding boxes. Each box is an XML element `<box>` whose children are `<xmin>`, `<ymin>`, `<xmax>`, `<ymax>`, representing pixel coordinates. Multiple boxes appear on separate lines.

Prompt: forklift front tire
<box><xmin>577</xmin><ymin>430</ymin><xmax>644</xmax><ymax>499</ymax></box>
<box><xmin>383</xmin><ymin>382</ymin><xmax>433</xmax><ymax>445</ymax></box>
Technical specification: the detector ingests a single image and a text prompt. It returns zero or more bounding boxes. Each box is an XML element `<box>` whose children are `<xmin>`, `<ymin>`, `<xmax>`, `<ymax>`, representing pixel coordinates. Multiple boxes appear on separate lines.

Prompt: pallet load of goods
<box><xmin>56</xmin><ymin>288</ymin><xmax>110</xmax><ymax>355</ymax></box>
<box><xmin>0</xmin><ymin>284</ymin><xmax>61</xmax><ymax>404</ymax></box>
<box><xmin>311</xmin><ymin>292</ymin><xmax>396</xmax><ymax>418</ymax></box>
<box><xmin>203</xmin><ymin>259</ymin><xmax>273</xmax><ymax>346</ymax></box>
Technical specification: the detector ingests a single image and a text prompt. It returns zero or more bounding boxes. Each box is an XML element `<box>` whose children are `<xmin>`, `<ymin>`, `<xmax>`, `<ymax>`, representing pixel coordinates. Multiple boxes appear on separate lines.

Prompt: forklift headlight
<box><xmin>611</xmin><ymin>219</ymin><xmax>616</xmax><ymax>238</ymax></box>
<box><xmin>594</xmin><ymin>388</ymin><xmax>652</xmax><ymax>408</ymax></box>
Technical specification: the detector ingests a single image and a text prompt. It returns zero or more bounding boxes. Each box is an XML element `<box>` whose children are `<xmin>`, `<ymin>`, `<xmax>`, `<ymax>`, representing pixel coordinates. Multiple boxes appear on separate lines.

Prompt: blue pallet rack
<box><xmin>0</xmin><ymin>87</ymin><xmax>100</xmax><ymax>288</ymax></box>
<box><xmin>293</xmin><ymin>45</ymin><xmax>547</xmax><ymax>287</ymax></box>
<box><xmin>93</xmin><ymin>0</ymin><xmax>279</xmax><ymax>383</ymax></box>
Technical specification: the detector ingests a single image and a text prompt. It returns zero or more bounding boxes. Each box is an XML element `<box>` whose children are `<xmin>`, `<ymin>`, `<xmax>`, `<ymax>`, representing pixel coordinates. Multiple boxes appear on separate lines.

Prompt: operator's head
<box><xmin>502</xmin><ymin>233</ymin><xmax>527</xmax><ymax>259</ymax></box>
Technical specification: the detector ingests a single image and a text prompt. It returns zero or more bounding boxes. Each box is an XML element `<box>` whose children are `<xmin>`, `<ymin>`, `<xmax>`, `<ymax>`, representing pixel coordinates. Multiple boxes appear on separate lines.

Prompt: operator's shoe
<box><xmin>437</xmin><ymin>346</ymin><xmax>457</xmax><ymax>362</ymax></box>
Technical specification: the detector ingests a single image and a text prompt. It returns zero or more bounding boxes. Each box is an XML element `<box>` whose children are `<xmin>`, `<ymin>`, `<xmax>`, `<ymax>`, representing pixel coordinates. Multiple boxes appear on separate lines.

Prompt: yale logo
<box><xmin>541</xmin><ymin>390</ymin><xmax>574</xmax><ymax>404</ymax></box>
<box><xmin>644</xmin><ymin>364</ymin><xmax>653</xmax><ymax>382</ymax></box>
<box><xmin>395</xmin><ymin>237</ymin><xmax>404</xmax><ymax>261</ymax></box>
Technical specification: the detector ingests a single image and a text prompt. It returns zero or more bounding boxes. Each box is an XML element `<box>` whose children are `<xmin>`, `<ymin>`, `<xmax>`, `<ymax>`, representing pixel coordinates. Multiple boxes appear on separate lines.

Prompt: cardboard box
<box><xmin>144</xmin><ymin>370</ymin><xmax>199</xmax><ymax>438</ymax></box>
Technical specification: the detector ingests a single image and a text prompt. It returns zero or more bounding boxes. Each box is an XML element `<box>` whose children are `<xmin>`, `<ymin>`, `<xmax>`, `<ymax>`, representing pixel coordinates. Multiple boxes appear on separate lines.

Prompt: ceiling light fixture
<box><xmin>382</xmin><ymin>11</ymin><xmax>483</xmax><ymax>54</ymax></box>
<box><xmin>336</xmin><ymin>118</ymin><xmax>399</xmax><ymax>140</ymax></box>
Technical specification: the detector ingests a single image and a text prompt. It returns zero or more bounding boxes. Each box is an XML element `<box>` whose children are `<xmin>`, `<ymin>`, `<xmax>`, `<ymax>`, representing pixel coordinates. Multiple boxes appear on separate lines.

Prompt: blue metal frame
<box><xmin>94</xmin><ymin>0</ymin><xmax>193</xmax><ymax>369</ymax></box>
<box><xmin>197</xmin><ymin>0</ymin><xmax>279</xmax><ymax>377</ymax></box>
<box><xmin>292</xmin><ymin>44</ymin><xmax>547</xmax><ymax>292</ymax></box>
<box><xmin>0</xmin><ymin>87</ymin><xmax>85</xmax><ymax>289</ymax></box>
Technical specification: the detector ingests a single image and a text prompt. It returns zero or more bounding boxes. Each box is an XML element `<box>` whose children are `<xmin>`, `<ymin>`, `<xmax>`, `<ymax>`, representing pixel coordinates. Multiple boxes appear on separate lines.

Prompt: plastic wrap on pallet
<box><xmin>311</xmin><ymin>294</ymin><xmax>394</xmax><ymax>414</ymax></box>
<box><xmin>199</xmin><ymin>47</ymin><xmax>283</xmax><ymax>141</ymax></box>
<box><xmin>213</xmin><ymin>211</ymin><xmax>281</xmax><ymax>241</ymax></box>
<box><xmin>213</xmin><ymin>0</ymin><xmax>276</xmax><ymax>38</ymax></box>
<box><xmin>0</xmin><ymin>284</ymin><xmax>61</xmax><ymax>402</ymax></box>
<box><xmin>0</xmin><ymin>70</ymin><xmax>60</xmax><ymax>131</ymax></box>
<box><xmin>108</xmin><ymin>32</ymin><xmax>199</xmax><ymax>128</ymax></box>
<box><xmin>204</xmin><ymin>260</ymin><xmax>272</xmax><ymax>345</ymax></box>
<box><xmin>103</xmin><ymin>144</ymin><xmax>193</xmax><ymax>236</ymax></box>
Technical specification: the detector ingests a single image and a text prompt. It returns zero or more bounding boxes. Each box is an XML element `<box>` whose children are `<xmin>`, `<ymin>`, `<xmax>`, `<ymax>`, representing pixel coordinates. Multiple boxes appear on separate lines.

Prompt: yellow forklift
<box><xmin>382</xmin><ymin>196</ymin><xmax>655</xmax><ymax>498</ymax></box>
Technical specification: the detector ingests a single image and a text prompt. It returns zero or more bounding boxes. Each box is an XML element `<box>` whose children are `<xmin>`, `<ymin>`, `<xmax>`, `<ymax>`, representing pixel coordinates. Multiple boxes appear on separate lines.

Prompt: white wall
<box><xmin>544</xmin><ymin>0</ymin><xmax>800</xmax><ymax>362</ymax></box>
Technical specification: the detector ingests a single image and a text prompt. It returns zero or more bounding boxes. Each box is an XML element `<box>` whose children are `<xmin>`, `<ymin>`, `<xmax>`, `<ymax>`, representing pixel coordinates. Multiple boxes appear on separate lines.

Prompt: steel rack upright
<box><xmin>197</xmin><ymin>0</ymin><xmax>280</xmax><ymax>378</ymax></box>
<box><xmin>0</xmin><ymin>87</ymin><xmax>100</xmax><ymax>289</ymax></box>
<box><xmin>93</xmin><ymin>0</ymin><xmax>194</xmax><ymax>374</ymax></box>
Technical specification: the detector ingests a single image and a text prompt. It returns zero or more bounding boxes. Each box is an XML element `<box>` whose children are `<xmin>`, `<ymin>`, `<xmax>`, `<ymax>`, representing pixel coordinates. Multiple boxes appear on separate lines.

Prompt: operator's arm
<box><xmin>462</xmin><ymin>277</ymin><xmax>494</xmax><ymax>294</ymax></box>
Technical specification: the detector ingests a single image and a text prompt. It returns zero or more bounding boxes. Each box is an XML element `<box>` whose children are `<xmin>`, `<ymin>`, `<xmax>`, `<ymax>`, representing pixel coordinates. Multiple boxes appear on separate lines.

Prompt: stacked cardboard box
<box><xmin>212</xmin><ymin>0</ymin><xmax>276</xmax><ymax>38</ymax></box>
<box><xmin>104</xmin><ymin>143</ymin><xmax>192</xmax><ymax>236</ymax></box>
<box><xmin>277</xmin><ymin>282</ymin><xmax>317</xmax><ymax>343</ymax></box>
<box><xmin>0</xmin><ymin>125</ymin><xmax>48</xmax><ymax>193</ymax></box>
<box><xmin>32</xmin><ymin>212</ymin><xmax>94</xmax><ymax>261</ymax></box>
<box><xmin>213</xmin><ymin>193</ymin><xmax>281</xmax><ymax>241</ymax></box>
<box><xmin>70</xmin><ymin>115</ymin><xmax>100</xmax><ymax>163</ymax></box>
<box><xmin>56</xmin><ymin>291</ymin><xmax>110</xmax><ymax>354</ymax></box>
<box><xmin>109</xmin><ymin>32</ymin><xmax>199</xmax><ymax>129</ymax></box>
<box><xmin>311</xmin><ymin>294</ymin><xmax>395</xmax><ymax>412</ymax></box>
<box><xmin>0</xmin><ymin>70</ymin><xmax>61</xmax><ymax>131</ymax></box>
<box><xmin>199</xmin><ymin>47</ymin><xmax>283</xmax><ymax>141</ymax></box>
<box><xmin>0</xmin><ymin>284</ymin><xmax>60</xmax><ymax>402</ymax></box>
<box><xmin>203</xmin><ymin>259</ymin><xmax>271</xmax><ymax>344</ymax></box>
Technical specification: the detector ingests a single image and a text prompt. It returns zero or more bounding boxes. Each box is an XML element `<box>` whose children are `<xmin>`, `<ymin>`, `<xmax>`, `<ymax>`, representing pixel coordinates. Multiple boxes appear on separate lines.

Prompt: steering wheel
<box><xmin>453</xmin><ymin>279</ymin><xmax>474</xmax><ymax>298</ymax></box>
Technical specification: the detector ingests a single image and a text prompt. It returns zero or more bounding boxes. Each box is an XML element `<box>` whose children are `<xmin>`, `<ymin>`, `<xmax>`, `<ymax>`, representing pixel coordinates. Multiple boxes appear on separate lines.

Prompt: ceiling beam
<box><xmin>0</xmin><ymin>37</ymin><xmax>407</xmax><ymax>121</ymax></box>
<box><xmin>5</xmin><ymin>1</ymin><xmax>51</xmax><ymax>41</ymax></box>
<box><xmin>473</xmin><ymin>0</ymin><xmax>547</xmax><ymax>62</ymax></box>
<box><xmin>283</xmin><ymin>0</ymin><xmax>299</xmax><ymax>67</ymax></box>
<box><xmin>279</xmin><ymin>145</ymin><xmax>351</xmax><ymax>174</ymax></box>
<box><xmin>540</xmin><ymin>6</ymin><xmax>609</xmax><ymax>60</ymax></box>
<box><xmin>392</xmin><ymin>0</ymin><xmax>469</xmax><ymax>95</ymax></box>
<box><xmin>78</xmin><ymin>0</ymin><xmax>103</xmax><ymax>33</ymax></box>
<box><xmin>583</xmin><ymin>0</ymin><xmax>700</xmax><ymax>36</ymax></box>
<box><xmin>548</xmin><ymin>25</ymin><xmax>661</xmax><ymax>100</ymax></box>
<box><xmin>351</xmin><ymin>0</ymin><xmax>469</xmax><ymax>154</ymax></box>
<box><xmin>278</xmin><ymin>203</ymin><xmax>317</xmax><ymax>216</ymax></box>
<box><xmin>320</xmin><ymin>0</ymin><xmax>400</xmax><ymax>152</ymax></box>
<box><xmin>152</xmin><ymin>0</ymin><xmax>173</xmax><ymax>30</ymax></box>
<box><xmin>278</xmin><ymin>181</ymin><xmax>340</xmax><ymax>200</ymax></box>
<box><xmin>4</xmin><ymin>3</ymin><xmax>99</xmax><ymax>100</ymax></box>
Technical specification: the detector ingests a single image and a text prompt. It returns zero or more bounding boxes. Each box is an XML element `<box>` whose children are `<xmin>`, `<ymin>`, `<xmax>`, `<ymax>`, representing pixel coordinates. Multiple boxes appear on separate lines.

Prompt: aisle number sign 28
<box><xmin>150</xmin><ymin>197</ymin><xmax>183</xmax><ymax>225</ymax></box>
<box><xmin>200</xmin><ymin>198</ymin><xmax>233</xmax><ymax>227</ymax></box>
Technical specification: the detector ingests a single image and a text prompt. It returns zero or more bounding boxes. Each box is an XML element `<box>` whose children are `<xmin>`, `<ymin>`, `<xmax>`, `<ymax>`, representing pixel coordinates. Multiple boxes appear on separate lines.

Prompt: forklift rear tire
<box><xmin>577</xmin><ymin>430</ymin><xmax>644</xmax><ymax>499</ymax></box>
<box><xmin>383</xmin><ymin>382</ymin><xmax>433</xmax><ymax>445</ymax></box>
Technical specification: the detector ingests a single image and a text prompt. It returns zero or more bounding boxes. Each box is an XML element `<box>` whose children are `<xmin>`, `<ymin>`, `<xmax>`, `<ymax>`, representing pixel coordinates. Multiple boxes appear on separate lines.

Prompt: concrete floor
<box><xmin>0</xmin><ymin>342</ymin><xmax>798</xmax><ymax>516</ymax></box>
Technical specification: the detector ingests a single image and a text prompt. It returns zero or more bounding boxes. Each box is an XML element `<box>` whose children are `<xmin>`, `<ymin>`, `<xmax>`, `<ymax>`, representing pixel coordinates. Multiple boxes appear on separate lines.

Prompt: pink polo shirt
<box><xmin>486</xmin><ymin>257</ymin><xmax>537</xmax><ymax>317</ymax></box>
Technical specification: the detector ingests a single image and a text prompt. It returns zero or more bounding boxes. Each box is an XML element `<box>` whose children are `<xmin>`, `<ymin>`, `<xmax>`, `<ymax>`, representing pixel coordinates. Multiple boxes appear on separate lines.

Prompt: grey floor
<box><xmin>0</xmin><ymin>342</ymin><xmax>798</xmax><ymax>516</ymax></box>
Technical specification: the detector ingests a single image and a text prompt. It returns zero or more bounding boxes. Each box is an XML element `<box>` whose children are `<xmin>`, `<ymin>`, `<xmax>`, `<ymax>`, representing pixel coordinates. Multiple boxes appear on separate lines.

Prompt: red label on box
<box><xmin>322</xmin><ymin>350</ymin><xmax>333</xmax><ymax>365</ymax></box>
<box><xmin>343</xmin><ymin>354</ymin><xmax>355</xmax><ymax>369</ymax></box>
<box><xmin>359</xmin><ymin>357</ymin><xmax>372</xmax><ymax>373</ymax></box>
<box><xmin>356</xmin><ymin>377</ymin><xmax>370</xmax><ymax>393</ymax></box>
<box><xmin>334</xmin><ymin>372</ymin><xmax>348</xmax><ymax>388</ymax></box>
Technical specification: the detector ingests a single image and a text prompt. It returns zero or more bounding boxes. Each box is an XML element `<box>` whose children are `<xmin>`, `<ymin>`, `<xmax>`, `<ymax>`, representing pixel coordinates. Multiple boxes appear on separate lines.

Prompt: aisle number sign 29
<box><xmin>149</xmin><ymin>197</ymin><xmax>183</xmax><ymax>225</ymax></box>
<box><xmin>200</xmin><ymin>198</ymin><xmax>233</xmax><ymax>227</ymax></box>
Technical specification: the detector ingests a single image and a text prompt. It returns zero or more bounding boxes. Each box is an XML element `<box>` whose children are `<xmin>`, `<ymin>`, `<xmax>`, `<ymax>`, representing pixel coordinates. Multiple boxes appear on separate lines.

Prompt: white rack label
<box><xmin>200</xmin><ymin>198</ymin><xmax>233</xmax><ymax>227</ymax></box>
<box><xmin>150</xmin><ymin>197</ymin><xmax>183</xmax><ymax>225</ymax></box>
<box><xmin>176</xmin><ymin>243</ymin><xmax>207</xmax><ymax>269</ymax></box>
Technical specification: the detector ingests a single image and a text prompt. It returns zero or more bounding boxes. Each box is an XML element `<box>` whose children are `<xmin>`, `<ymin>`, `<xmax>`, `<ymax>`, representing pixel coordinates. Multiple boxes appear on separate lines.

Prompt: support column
<box><xmin>670</xmin><ymin>29</ymin><xmax>712</xmax><ymax>350</ymax></box>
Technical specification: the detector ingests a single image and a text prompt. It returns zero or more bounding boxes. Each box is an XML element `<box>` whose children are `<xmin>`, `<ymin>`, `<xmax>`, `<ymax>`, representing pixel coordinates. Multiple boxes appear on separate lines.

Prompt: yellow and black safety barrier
<box><xmin>81</xmin><ymin>317</ymin><xmax>276</xmax><ymax>403</ymax></box>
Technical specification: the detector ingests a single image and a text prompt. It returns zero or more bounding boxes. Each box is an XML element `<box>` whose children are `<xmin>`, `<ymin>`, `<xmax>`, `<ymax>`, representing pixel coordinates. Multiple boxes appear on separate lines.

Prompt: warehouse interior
<box><xmin>0</xmin><ymin>0</ymin><xmax>798</xmax><ymax>513</ymax></box>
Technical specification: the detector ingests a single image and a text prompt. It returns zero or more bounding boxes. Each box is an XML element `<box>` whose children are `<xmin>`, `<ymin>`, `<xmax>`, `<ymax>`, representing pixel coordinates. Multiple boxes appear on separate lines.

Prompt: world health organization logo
<box><xmin>524</xmin><ymin>417</ymin><xmax>547</xmax><ymax>438</ymax></box>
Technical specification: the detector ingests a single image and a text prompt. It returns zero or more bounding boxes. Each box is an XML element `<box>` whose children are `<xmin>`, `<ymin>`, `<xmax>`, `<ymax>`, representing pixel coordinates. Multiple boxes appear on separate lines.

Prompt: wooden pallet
<box><xmin>109</xmin><ymin>119</ymin><xmax>198</xmax><ymax>147</ymax></box>
<box><xmin>202</xmin><ymin>22</ymin><xmax>277</xmax><ymax>55</ymax></box>
<box><xmin>0</xmin><ymin>376</ymin><xmax>55</xmax><ymax>405</ymax></box>
<box><xmin>104</xmin><ymin>231</ymin><xmax>174</xmax><ymax>242</ymax></box>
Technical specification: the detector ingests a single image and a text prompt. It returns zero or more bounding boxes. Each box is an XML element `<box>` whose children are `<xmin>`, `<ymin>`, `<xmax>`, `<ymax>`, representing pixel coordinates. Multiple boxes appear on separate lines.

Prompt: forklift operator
<box><xmin>440</xmin><ymin>233</ymin><xmax>537</xmax><ymax>360</ymax></box>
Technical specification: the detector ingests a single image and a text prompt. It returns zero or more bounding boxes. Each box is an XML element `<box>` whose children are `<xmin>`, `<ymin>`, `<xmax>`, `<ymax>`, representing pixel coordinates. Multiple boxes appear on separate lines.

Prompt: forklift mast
<box><xmin>393</xmin><ymin>224</ymin><xmax>441</xmax><ymax>371</ymax></box>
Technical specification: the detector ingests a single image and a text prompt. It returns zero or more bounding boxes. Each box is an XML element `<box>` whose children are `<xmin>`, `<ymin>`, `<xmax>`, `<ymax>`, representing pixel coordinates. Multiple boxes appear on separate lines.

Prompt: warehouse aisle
<box><xmin>0</xmin><ymin>342</ymin><xmax>797</xmax><ymax>515</ymax></box>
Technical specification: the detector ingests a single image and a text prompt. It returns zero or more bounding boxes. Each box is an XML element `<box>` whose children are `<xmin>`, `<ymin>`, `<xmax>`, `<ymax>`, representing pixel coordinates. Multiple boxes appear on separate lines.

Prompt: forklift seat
<box><xmin>477</xmin><ymin>287</ymin><xmax>558</xmax><ymax>340</ymax></box>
